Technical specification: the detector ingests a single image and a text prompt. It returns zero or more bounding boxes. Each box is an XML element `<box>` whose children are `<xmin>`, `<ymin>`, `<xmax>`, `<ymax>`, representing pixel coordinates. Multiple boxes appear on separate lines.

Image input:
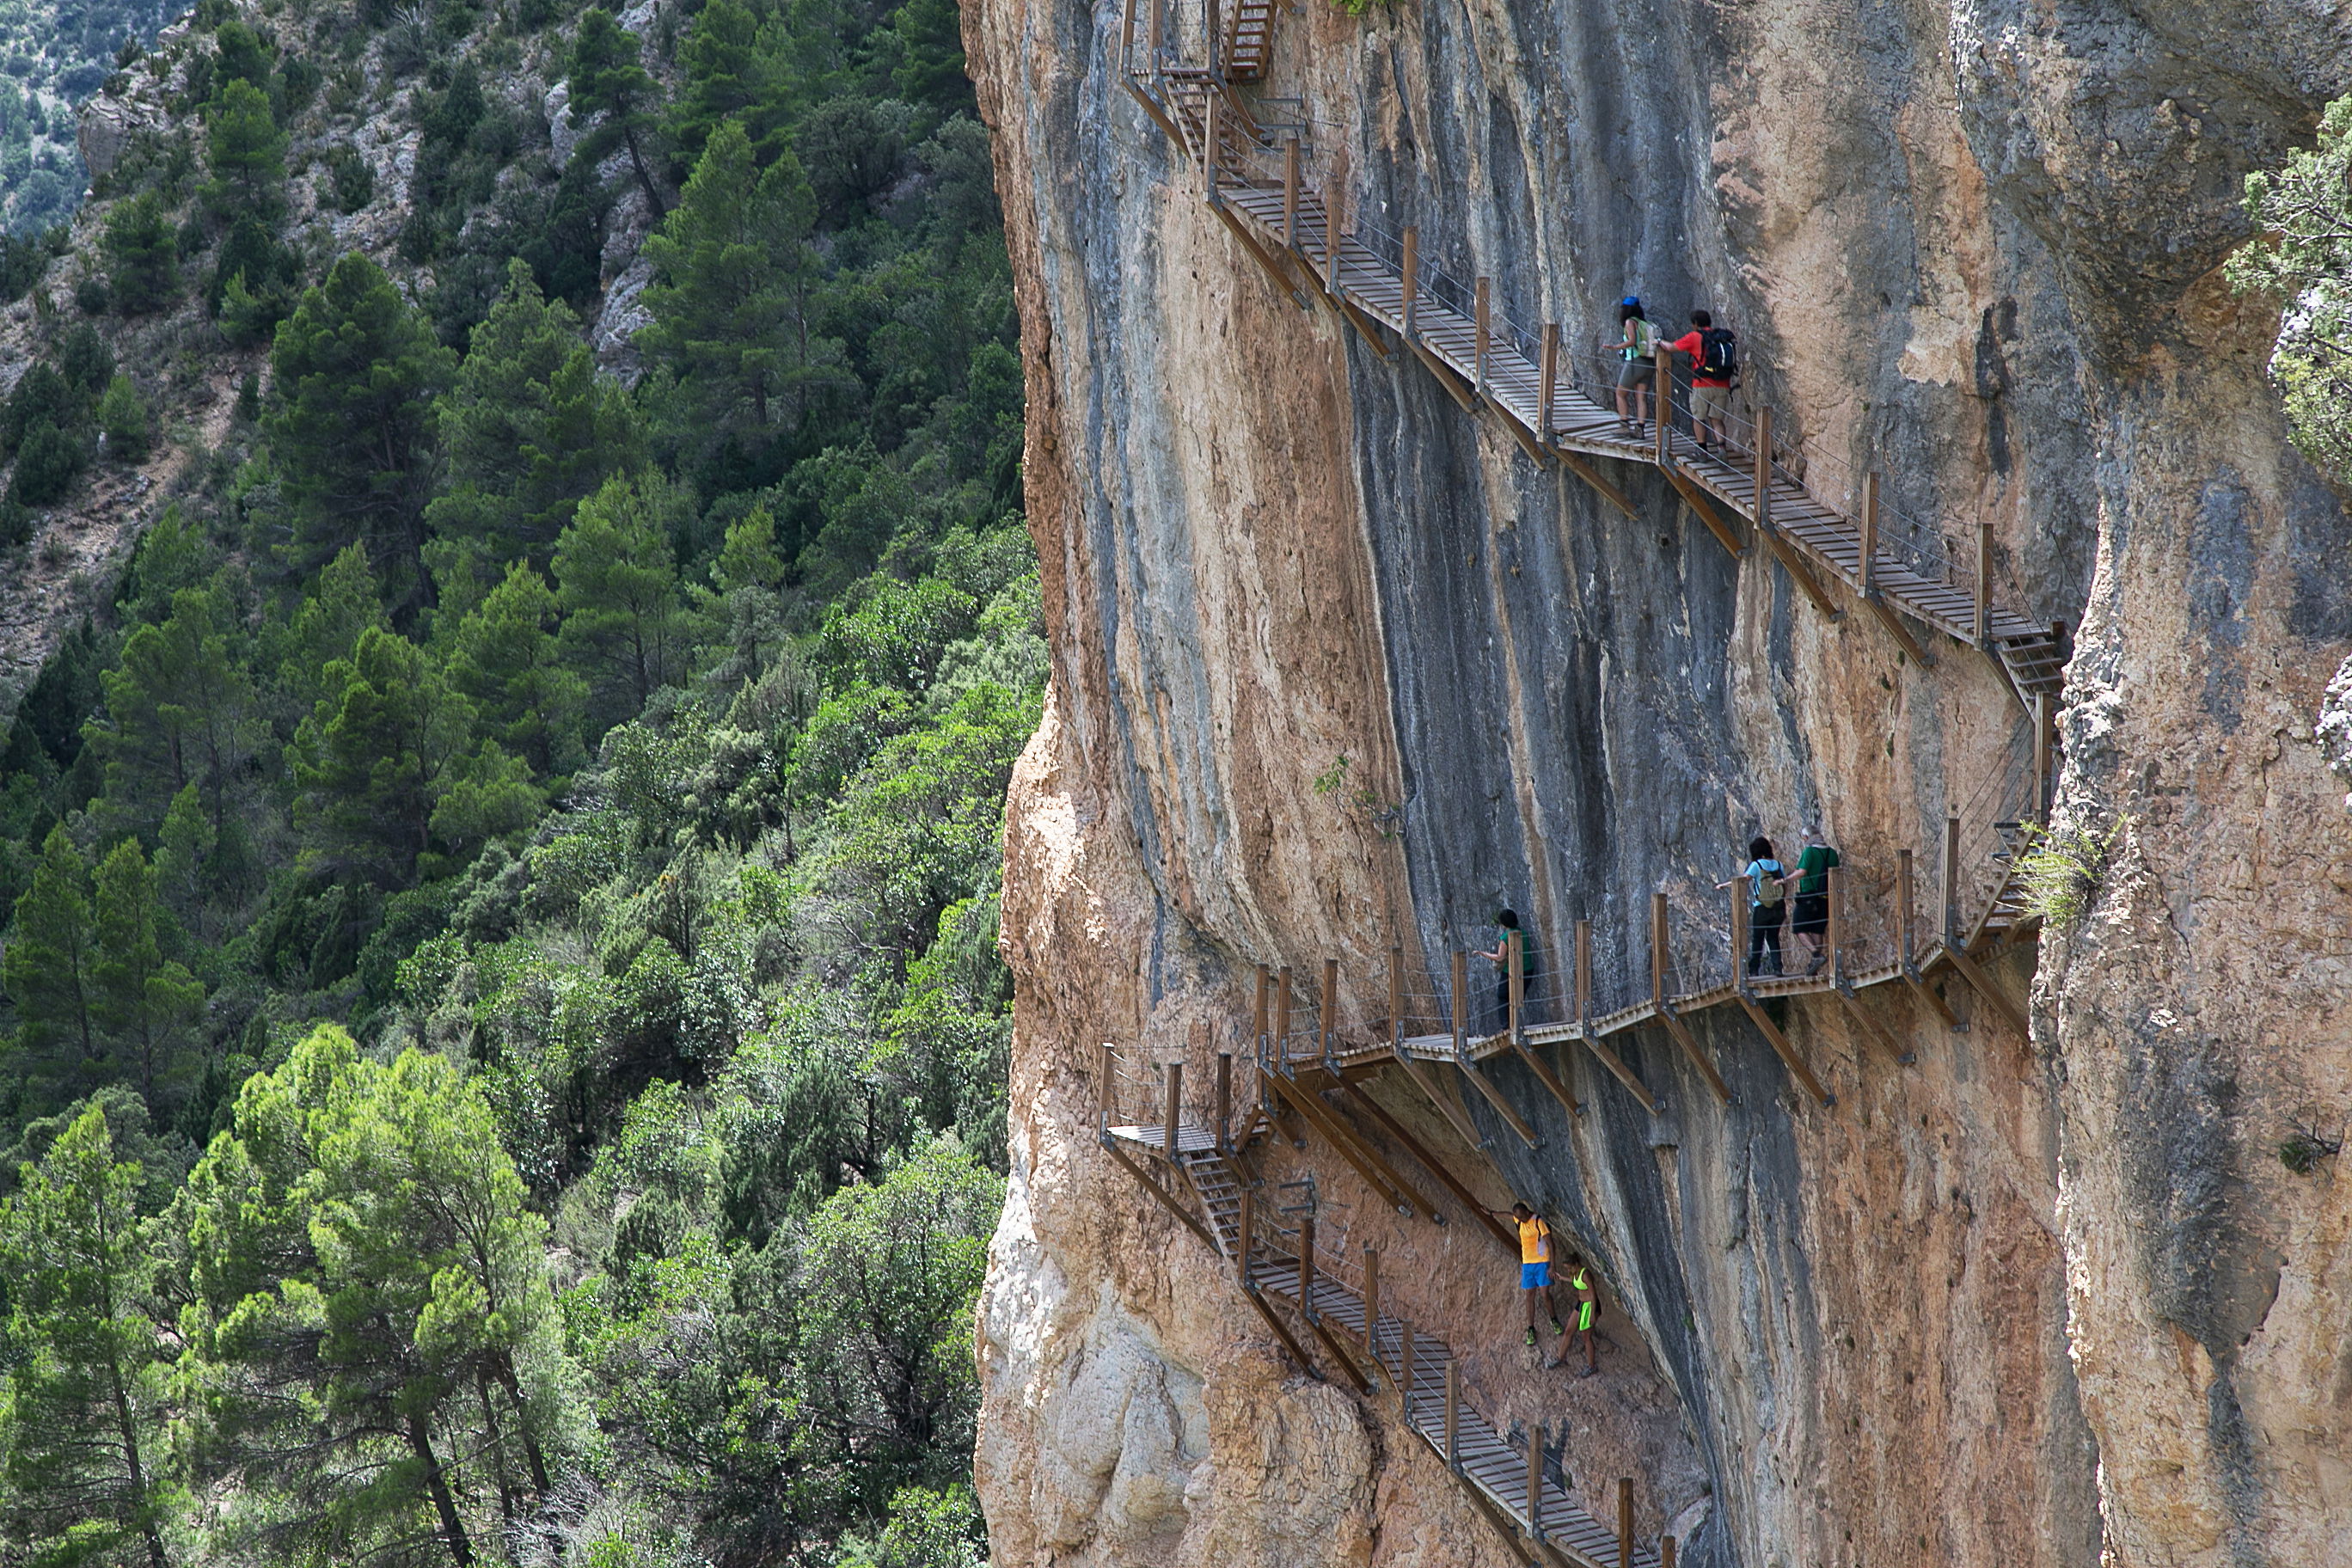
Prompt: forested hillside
<box><xmin>0</xmin><ymin>0</ymin><xmax>1025</xmax><ymax>1563</ymax></box>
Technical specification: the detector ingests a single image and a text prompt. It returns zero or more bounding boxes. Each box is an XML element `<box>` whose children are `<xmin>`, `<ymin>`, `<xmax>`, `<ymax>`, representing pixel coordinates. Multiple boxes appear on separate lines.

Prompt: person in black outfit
<box><xmin>1479</xmin><ymin>910</ymin><xmax>1532</xmax><ymax>1035</ymax></box>
<box><xmin>1715</xmin><ymin>836</ymin><xmax>1787</xmax><ymax>977</ymax></box>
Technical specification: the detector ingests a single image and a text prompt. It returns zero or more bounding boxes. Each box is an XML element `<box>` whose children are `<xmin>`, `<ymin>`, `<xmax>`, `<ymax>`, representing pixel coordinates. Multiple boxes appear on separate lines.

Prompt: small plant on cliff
<box><xmin>2278</xmin><ymin>1109</ymin><xmax>2343</xmax><ymax>1176</ymax></box>
<box><xmin>2012</xmin><ymin>816</ymin><xmax>2123</xmax><ymax>928</ymax></box>
<box><xmin>2230</xmin><ymin>93</ymin><xmax>2352</xmax><ymax>487</ymax></box>
<box><xmin>1313</xmin><ymin>751</ymin><xmax>1406</xmax><ymax>839</ymax></box>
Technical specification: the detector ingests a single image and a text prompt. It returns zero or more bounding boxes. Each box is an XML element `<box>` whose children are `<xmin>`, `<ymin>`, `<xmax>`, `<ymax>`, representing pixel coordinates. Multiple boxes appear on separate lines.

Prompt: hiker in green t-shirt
<box><xmin>1786</xmin><ymin>824</ymin><xmax>1841</xmax><ymax>976</ymax></box>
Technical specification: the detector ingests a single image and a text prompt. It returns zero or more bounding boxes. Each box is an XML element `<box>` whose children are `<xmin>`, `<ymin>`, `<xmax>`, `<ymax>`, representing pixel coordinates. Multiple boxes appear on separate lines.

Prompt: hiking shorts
<box><xmin>1616</xmin><ymin>358</ymin><xmax>1655</xmax><ymax>389</ymax></box>
<box><xmin>1792</xmin><ymin>892</ymin><xmax>1829</xmax><ymax>935</ymax></box>
<box><xmin>1577</xmin><ymin>1300</ymin><xmax>1596</xmax><ymax>1332</ymax></box>
<box><xmin>1521</xmin><ymin>1262</ymin><xmax>1551</xmax><ymax>1289</ymax></box>
<box><xmin>1691</xmin><ymin>383</ymin><xmax>1732</xmax><ymax>421</ymax></box>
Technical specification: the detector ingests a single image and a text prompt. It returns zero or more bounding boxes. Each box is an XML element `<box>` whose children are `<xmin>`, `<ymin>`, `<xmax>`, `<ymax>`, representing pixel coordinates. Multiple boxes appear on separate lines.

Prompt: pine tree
<box><xmin>665</xmin><ymin>0</ymin><xmax>785</xmax><ymax>175</ymax></box>
<box><xmin>424</xmin><ymin>260</ymin><xmax>642</xmax><ymax>561</ymax></box>
<box><xmin>88</xmin><ymin>586</ymin><xmax>262</xmax><ymax>845</ymax></box>
<box><xmin>179</xmin><ymin>1028</ymin><xmax>575</xmax><ymax>1567</ymax></box>
<box><xmin>89</xmin><ymin>840</ymin><xmax>204</xmax><ymax>1111</ymax></box>
<box><xmin>287</xmin><ymin>628</ymin><xmax>475</xmax><ymax>886</ymax></box>
<box><xmin>266</xmin><ymin>254</ymin><xmax>456</xmax><ymax>614</ymax></box>
<box><xmin>201</xmin><ymin>78</ymin><xmax>285</xmax><ymax>220</ymax></box>
<box><xmin>2</xmin><ymin>827</ymin><xmax>101</xmax><ymax>1098</ymax></box>
<box><xmin>101</xmin><ymin>192</ymin><xmax>178</xmax><ymax>315</ymax></box>
<box><xmin>640</xmin><ymin>119</ymin><xmax>828</xmax><ymax>453</ymax></box>
<box><xmin>552</xmin><ymin>475</ymin><xmax>695</xmax><ymax>726</ymax></box>
<box><xmin>447</xmin><ymin>560</ymin><xmax>589</xmax><ymax>776</ymax></box>
<box><xmin>153</xmin><ymin>784</ymin><xmax>219</xmax><ymax>941</ymax></box>
<box><xmin>568</xmin><ymin>8</ymin><xmax>666</xmax><ymax>217</ymax></box>
<box><xmin>0</xmin><ymin>1105</ymin><xmax>174</xmax><ymax>1568</ymax></box>
<box><xmin>274</xmin><ymin>542</ymin><xmax>388</xmax><ymax>715</ymax></box>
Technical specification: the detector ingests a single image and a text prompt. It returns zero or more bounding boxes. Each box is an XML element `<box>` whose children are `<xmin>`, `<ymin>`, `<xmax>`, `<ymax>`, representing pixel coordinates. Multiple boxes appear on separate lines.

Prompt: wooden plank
<box><xmin>1334</xmin><ymin>1078</ymin><xmax>1518</xmax><ymax>1253</ymax></box>
<box><xmin>1558</xmin><ymin>449</ymin><xmax>1640</xmax><ymax>521</ymax></box>
<box><xmin>1736</xmin><ymin>990</ymin><xmax>1834</xmax><ymax>1106</ymax></box>
<box><xmin>1662</xmin><ymin>466</ymin><xmax>1744</xmax><ymax>558</ymax></box>
<box><xmin>1939</xmin><ymin>940</ymin><xmax>2031</xmax><ymax>1042</ymax></box>
<box><xmin>1102</xmin><ymin>1136</ymin><xmax>1217</xmax><ymax>1248</ymax></box>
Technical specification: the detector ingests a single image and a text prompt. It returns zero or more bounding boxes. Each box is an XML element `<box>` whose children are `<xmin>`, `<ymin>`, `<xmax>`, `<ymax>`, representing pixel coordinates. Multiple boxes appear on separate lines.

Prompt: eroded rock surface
<box><xmin>967</xmin><ymin>0</ymin><xmax>2352</xmax><ymax>1564</ymax></box>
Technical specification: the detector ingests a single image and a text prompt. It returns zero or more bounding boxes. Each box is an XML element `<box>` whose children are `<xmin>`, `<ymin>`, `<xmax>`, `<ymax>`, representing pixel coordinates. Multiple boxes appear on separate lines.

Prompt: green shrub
<box><xmin>2014</xmin><ymin>818</ymin><xmax>2124</xmax><ymax>928</ymax></box>
<box><xmin>9</xmin><ymin>418</ymin><xmax>85</xmax><ymax>506</ymax></box>
<box><xmin>98</xmin><ymin>376</ymin><xmax>150</xmax><ymax>462</ymax></box>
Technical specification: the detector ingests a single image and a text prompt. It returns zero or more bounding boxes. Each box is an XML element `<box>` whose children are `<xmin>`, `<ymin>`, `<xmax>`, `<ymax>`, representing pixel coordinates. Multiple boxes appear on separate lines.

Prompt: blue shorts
<box><xmin>1521</xmin><ymin>1262</ymin><xmax>1551</xmax><ymax>1289</ymax></box>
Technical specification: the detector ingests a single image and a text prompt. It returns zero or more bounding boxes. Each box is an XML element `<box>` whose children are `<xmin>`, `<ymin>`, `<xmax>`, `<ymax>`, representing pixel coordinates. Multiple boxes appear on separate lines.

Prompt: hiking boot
<box><xmin>1524</xmin><ymin>1326</ymin><xmax>1536</xmax><ymax>1348</ymax></box>
<box><xmin>1807</xmin><ymin>952</ymin><xmax>1827</xmax><ymax>976</ymax></box>
<box><xmin>1552</xmin><ymin>1316</ymin><xmax>1566</xmax><ymax>1337</ymax></box>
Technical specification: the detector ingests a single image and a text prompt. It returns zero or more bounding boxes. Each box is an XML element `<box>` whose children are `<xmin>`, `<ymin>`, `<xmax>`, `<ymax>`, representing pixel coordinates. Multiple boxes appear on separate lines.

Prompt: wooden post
<box><xmin>1450</xmin><ymin>950</ymin><xmax>1467</xmax><ymax>1057</ymax></box>
<box><xmin>1277</xmin><ymin>966</ymin><xmax>1294</xmax><ymax>1061</ymax></box>
<box><xmin>1651</xmin><ymin>894</ymin><xmax>1671</xmax><ymax>1006</ymax></box>
<box><xmin>1539</xmin><ymin>323</ymin><xmax>1560</xmax><ymax>440</ymax></box>
<box><xmin>1527</xmin><ymin>1422</ymin><xmax>1545</xmax><ymax>1539</ymax></box>
<box><xmin>1389</xmin><ymin>944</ymin><xmax>1406</xmax><ymax>1048</ymax></box>
<box><xmin>1120</xmin><ymin>0</ymin><xmax>1138</xmax><ymax>59</ymax></box>
<box><xmin>1148</xmin><ymin>0</ymin><xmax>1163</xmax><ymax>64</ymax></box>
<box><xmin>1398</xmin><ymin>1318</ymin><xmax>1415</xmax><ymax>1423</ymax></box>
<box><xmin>1828</xmin><ymin>866</ymin><xmax>1846</xmax><ymax>983</ymax></box>
<box><xmin>1508</xmin><ymin>932</ymin><xmax>1524</xmax><ymax>1042</ymax></box>
<box><xmin>1237</xmin><ymin>1184</ymin><xmax>1254</xmax><ymax>1283</ymax></box>
<box><xmin>1897</xmin><ymin>848</ymin><xmax>1915</xmax><ymax>968</ymax></box>
<box><xmin>1655</xmin><ymin>352</ymin><xmax>1673</xmax><ymax>463</ymax></box>
<box><xmin>1656</xmin><ymin>892</ymin><xmax>1733</xmax><ymax>1103</ymax></box>
<box><xmin>1282</xmin><ymin>138</ymin><xmax>1299</xmax><ymax>249</ymax></box>
<box><xmin>1204</xmin><ymin>94</ymin><xmax>1220</xmax><ymax>203</ymax></box>
<box><xmin>1443</xmin><ymin>1359</ymin><xmax>1461</xmax><ymax>1470</ymax></box>
<box><xmin>1974</xmin><ymin>519</ymin><xmax>1993</xmax><ymax>646</ymax></box>
<box><xmin>1321</xmin><ymin>958</ymin><xmax>1339</xmax><ymax>1058</ymax></box>
<box><xmin>1618</xmin><ymin>1479</ymin><xmax>1634</xmax><ymax>1568</ymax></box>
<box><xmin>1205</xmin><ymin>0</ymin><xmax>1221</xmax><ymax>73</ymax></box>
<box><xmin>1752</xmin><ymin>406</ymin><xmax>1774</xmax><ymax>531</ymax></box>
<box><xmin>1299</xmin><ymin>1212</ymin><xmax>1315</xmax><ymax>1309</ymax></box>
<box><xmin>1859</xmin><ymin>470</ymin><xmax>1880</xmax><ymax>597</ymax></box>
<box><xmin>1730</xmin><ymin>881</ymin><xmax>1749</xmax><ymax>982</ymax></box>
<box><xmin>1099</xmin><ymin>1043</ymin><xmax>1116</xmax><ymax>1133</ymax></box>
<box><xmin>1325</xmin><ymin>179</ymin><xmax>1342</xmax><ymax>298</ymax></box>
<box><xmin>1216</xmin><ymin>1051</ymin><xmax>1233</xmax><ymax>1150</ymax></box>
<box><xmin>1942</xmin><ymin>814</ymin><xmax>1961</xmax><ymax>946</ymax></box>
<box><xmin>1575</xmin><ymin>918</ymin><xmax>1592</xmax><ymax>1031</ymax></box>
<box><xmin>1254</xmin><ymin>965</ymin><xmax>1271</xmax><ymax>1053</ymax></box>
<box><xmin>1164</xmin><ymin>1062</ymin><xmax>1181</xmax><ymax>1161</ymax></box>
<box><xmin>1662</xmin><ymin>1535</ymin><xmax>1678</xmax><ymax>1568</ymax></box>
<box><xmin>1363</xmin><ymin>1246</ymin><xmax>1380</xmax><ymax>1351</ymax></box>
<box><xmin>1474</xmin><ymin>277</ymin><xmax>1491</xmax><ymax>396</ymax></box>
<box><xmin>2032</xmin><ymin>693</ymin><xmax>2053</xmax><ymax>827</ymax></box>
<box><xmin>1400</xmin><ymin>226</ymin><xmax>1419</xmax><ymax>340</ymax></box>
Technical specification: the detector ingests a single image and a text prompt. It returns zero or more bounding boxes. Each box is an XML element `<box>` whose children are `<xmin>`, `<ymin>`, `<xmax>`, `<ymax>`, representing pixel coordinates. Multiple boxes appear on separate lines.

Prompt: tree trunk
<box><xmin>622</xmin><ymin>123</ymin><xmax>667</xmax><ymax>219</ymax></box>
<box><xmin>107</xmin><ymin>1354</ymin><xmax>166</xmax><ymax>1568</ymax></box>
<box><xmin>406</xmin><ymin>1412</ymin><xmax>475</xmax><ymax>1567</ymax></box>
<box><xmin>495</xmin><ymin>1356</ymin><xmax>554</xmax><ymax>1498</ymax></box>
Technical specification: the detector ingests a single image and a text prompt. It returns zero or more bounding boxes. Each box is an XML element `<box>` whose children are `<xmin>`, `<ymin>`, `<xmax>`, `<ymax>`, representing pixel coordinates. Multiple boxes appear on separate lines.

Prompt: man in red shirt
<box><xmin>1666</xmin><ymin>309</ymin><xmax>1734</xmax><ymax>455</ymax></box>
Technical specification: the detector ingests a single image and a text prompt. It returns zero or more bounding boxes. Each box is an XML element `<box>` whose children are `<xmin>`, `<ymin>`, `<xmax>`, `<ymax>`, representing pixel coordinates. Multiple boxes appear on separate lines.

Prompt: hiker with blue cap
<box><xmin>1607</xmin><ymin>296</ymin><xmax>1657</xmax><ymax>436</ymax></box>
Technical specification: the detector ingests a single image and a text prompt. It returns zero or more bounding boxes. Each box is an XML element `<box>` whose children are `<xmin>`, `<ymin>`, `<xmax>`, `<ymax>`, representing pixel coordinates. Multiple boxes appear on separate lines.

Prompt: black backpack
<box><xmin>1699</xmin><ymin>328</ymin><xmax>1739</xmax><ymax>378</ymax></box>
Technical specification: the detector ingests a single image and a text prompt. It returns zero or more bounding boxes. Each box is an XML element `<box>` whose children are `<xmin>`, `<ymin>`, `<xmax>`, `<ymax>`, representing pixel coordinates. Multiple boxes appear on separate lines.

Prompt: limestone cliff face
<box><xmin>966</xmin><ymin>0</ymin><xmax>2352</xmax><ymax>1564</ymax></box>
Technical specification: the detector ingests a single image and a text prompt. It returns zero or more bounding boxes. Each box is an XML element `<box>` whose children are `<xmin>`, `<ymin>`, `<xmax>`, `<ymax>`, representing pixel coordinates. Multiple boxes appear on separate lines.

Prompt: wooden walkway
<box><xmin>1103</xmin><ymin>1117</ymin><xmax>1660</xmax><ymax>1568</ymax></box>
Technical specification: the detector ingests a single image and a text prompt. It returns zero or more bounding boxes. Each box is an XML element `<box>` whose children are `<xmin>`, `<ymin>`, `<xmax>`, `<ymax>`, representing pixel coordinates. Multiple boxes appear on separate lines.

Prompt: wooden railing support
<box><xmin>1450</xmin><ymin>950</ymin><xmax>1467</xmax><ymax>1057</ymax></box>
<box><xmin>1204</xmin><ymin>93</ymin><xmax>1220</xmax><ymax>203</ymax></box>
<box><xmin>1752</xmin><ymin>406</ymin><xmax>1774</xmax><ymax>532</ymax></box>
<box><xmin>1298</xmin><ymin>1212</ymin><xmax>1314</xmax><ymax>1314</ymax></box>
<box><xmin>1363</xmin><ymin>1245</ymin><xmax>1380</xmax><ymax>1354</ymax></box>
<box><xmin>1974</xmin><ymin>518</ymin><xmax>1994</xmax><ymax>647</ymax></box>
<box><xmin>1400</xmin><ymin>226</ymin><xmax>1419</xmax><ymax>340</ymax></box>
<box><xmin>2032</xmin><ymin>692</ymin><xmax>2053</xmax><ymax>827</ymax></box>
<box><xmin>1277</xmin><ymin>965</ymin><xmax>1295</xmax><ymax>1060</ymax></box>
<box><xmin>1662</xmin><ymin>1535</ymin><xmax>1677</xmax><ymax>1568</ymax></box>
<box><xmin>1575</xmin><ymin>918</ymin><xmax>1590</xmax><ymax>1031</ymax></box>
<box><xmin>1281</xmin><ymin>138</ymin><xmax>1299</xmax><ymax>248</ymax></box>
<box><xmin>1539</xmin><ymin>322</ymin><xmax>1559</xmax><ymax>439</ymax></box>
<box><xmin>1398</xmin><ymin>1317</ymin><xmax>1415</xmax><ymax>1421</ymax></box>
<box><xmin>1321</xmin><ymin>957</ymin><xmax>1340</xmax><ymax>1061</ymax></box>
<box><xmin>1827</xmin><ymin>865</ymin><xmax>1846</xmax><ymax>984</ymax></box>
<box><xmin>1618</xmin><ymin>1478</ymin><xmax>1634</xmax><ymax>1568</ymax></box>
<box><xmin>1474</xmin><ymin>277</ymin><xmax>1491</xmax><ymax>397</ymax></box>
<box><xmin>1204</xmin><ymin>0</ymin><xmax>1221</xmax><ymax>73</ymax></box>
<box><xmin>1859</xmin><ymin>469</ymin><xmax>1878</xmax><ymax>597</ymax></box>
<box><xmin>1237</xmin><ymin>1183</ymin><xmax>1253</xmax><ymax>1281</ymax></box>
<box><xmin>1389</xmin><ymin>944</ymin><xmax>1406</xmax><ymax>1048</ymax></box>
<box><xmin>1253</xmin><ymin>964</ymin><xmax>1270</xmax><ymax>1054</ymax></box>
<box><xmin>1527</xmin><ymin>1422</ymin><xmax>1546</xmax><ymax>1541</ymax></box>
<box><xmin>1443</xmin><ymin>1359</ymin><xmax>1461</xmax><ymax>1472</ymax></box>
<box><xmin>1216</xmin><ymin>1050</ymin><xmax>1233</xmax><ymax>1151</ymax></box>
<box><xmin>1655</xmin><ymin>892</ymin><xmax>1732</xmax><ymax>1105</ymax></box>
<box><xmin>1941</xmin><ymin>815</ymin><xmax>1961</xmax><ymax>947</ymax></box>
<box><xmin>1163</xmin><ymin>1061</ymin><xmax>1182</xmax><ymax>1161</ymax></box>
<box><xmin>1147</xmin><ymin>0</ymin><xmax>1162</xmax><ymax>64</ymax></box>
<box><xmin>1655</xmin><ymin>357</ymin><xmax>1672</xmax><ymax>463</ymax></box>
<box><xmin>1508</xmin><ymin>934</ymin><xmax>1524</xmax><ymax>1043</ymax></box>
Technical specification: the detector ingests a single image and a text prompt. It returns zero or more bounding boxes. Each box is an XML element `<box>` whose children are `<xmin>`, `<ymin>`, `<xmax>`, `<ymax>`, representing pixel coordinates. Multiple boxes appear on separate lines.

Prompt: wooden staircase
<box><xmin>1104</xmin><ymin>1110</ymin><xmax>1664</xmax><ymax>1568</ymax></box>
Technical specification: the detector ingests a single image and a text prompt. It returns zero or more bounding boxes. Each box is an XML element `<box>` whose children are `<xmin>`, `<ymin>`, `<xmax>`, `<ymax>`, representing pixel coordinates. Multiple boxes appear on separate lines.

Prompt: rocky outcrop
<box><xmin>967</xmin><ymin>1</ymin><xmax>2352</xmax><ymax>1565</ymax></box>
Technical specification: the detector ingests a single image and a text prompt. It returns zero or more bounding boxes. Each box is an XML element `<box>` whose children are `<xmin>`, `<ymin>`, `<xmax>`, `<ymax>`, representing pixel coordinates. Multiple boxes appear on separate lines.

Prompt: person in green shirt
<box><xmin>1787</xmin><ymin>824</ymin><xmax>1840</xmax><ymax>976</ymax></box>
